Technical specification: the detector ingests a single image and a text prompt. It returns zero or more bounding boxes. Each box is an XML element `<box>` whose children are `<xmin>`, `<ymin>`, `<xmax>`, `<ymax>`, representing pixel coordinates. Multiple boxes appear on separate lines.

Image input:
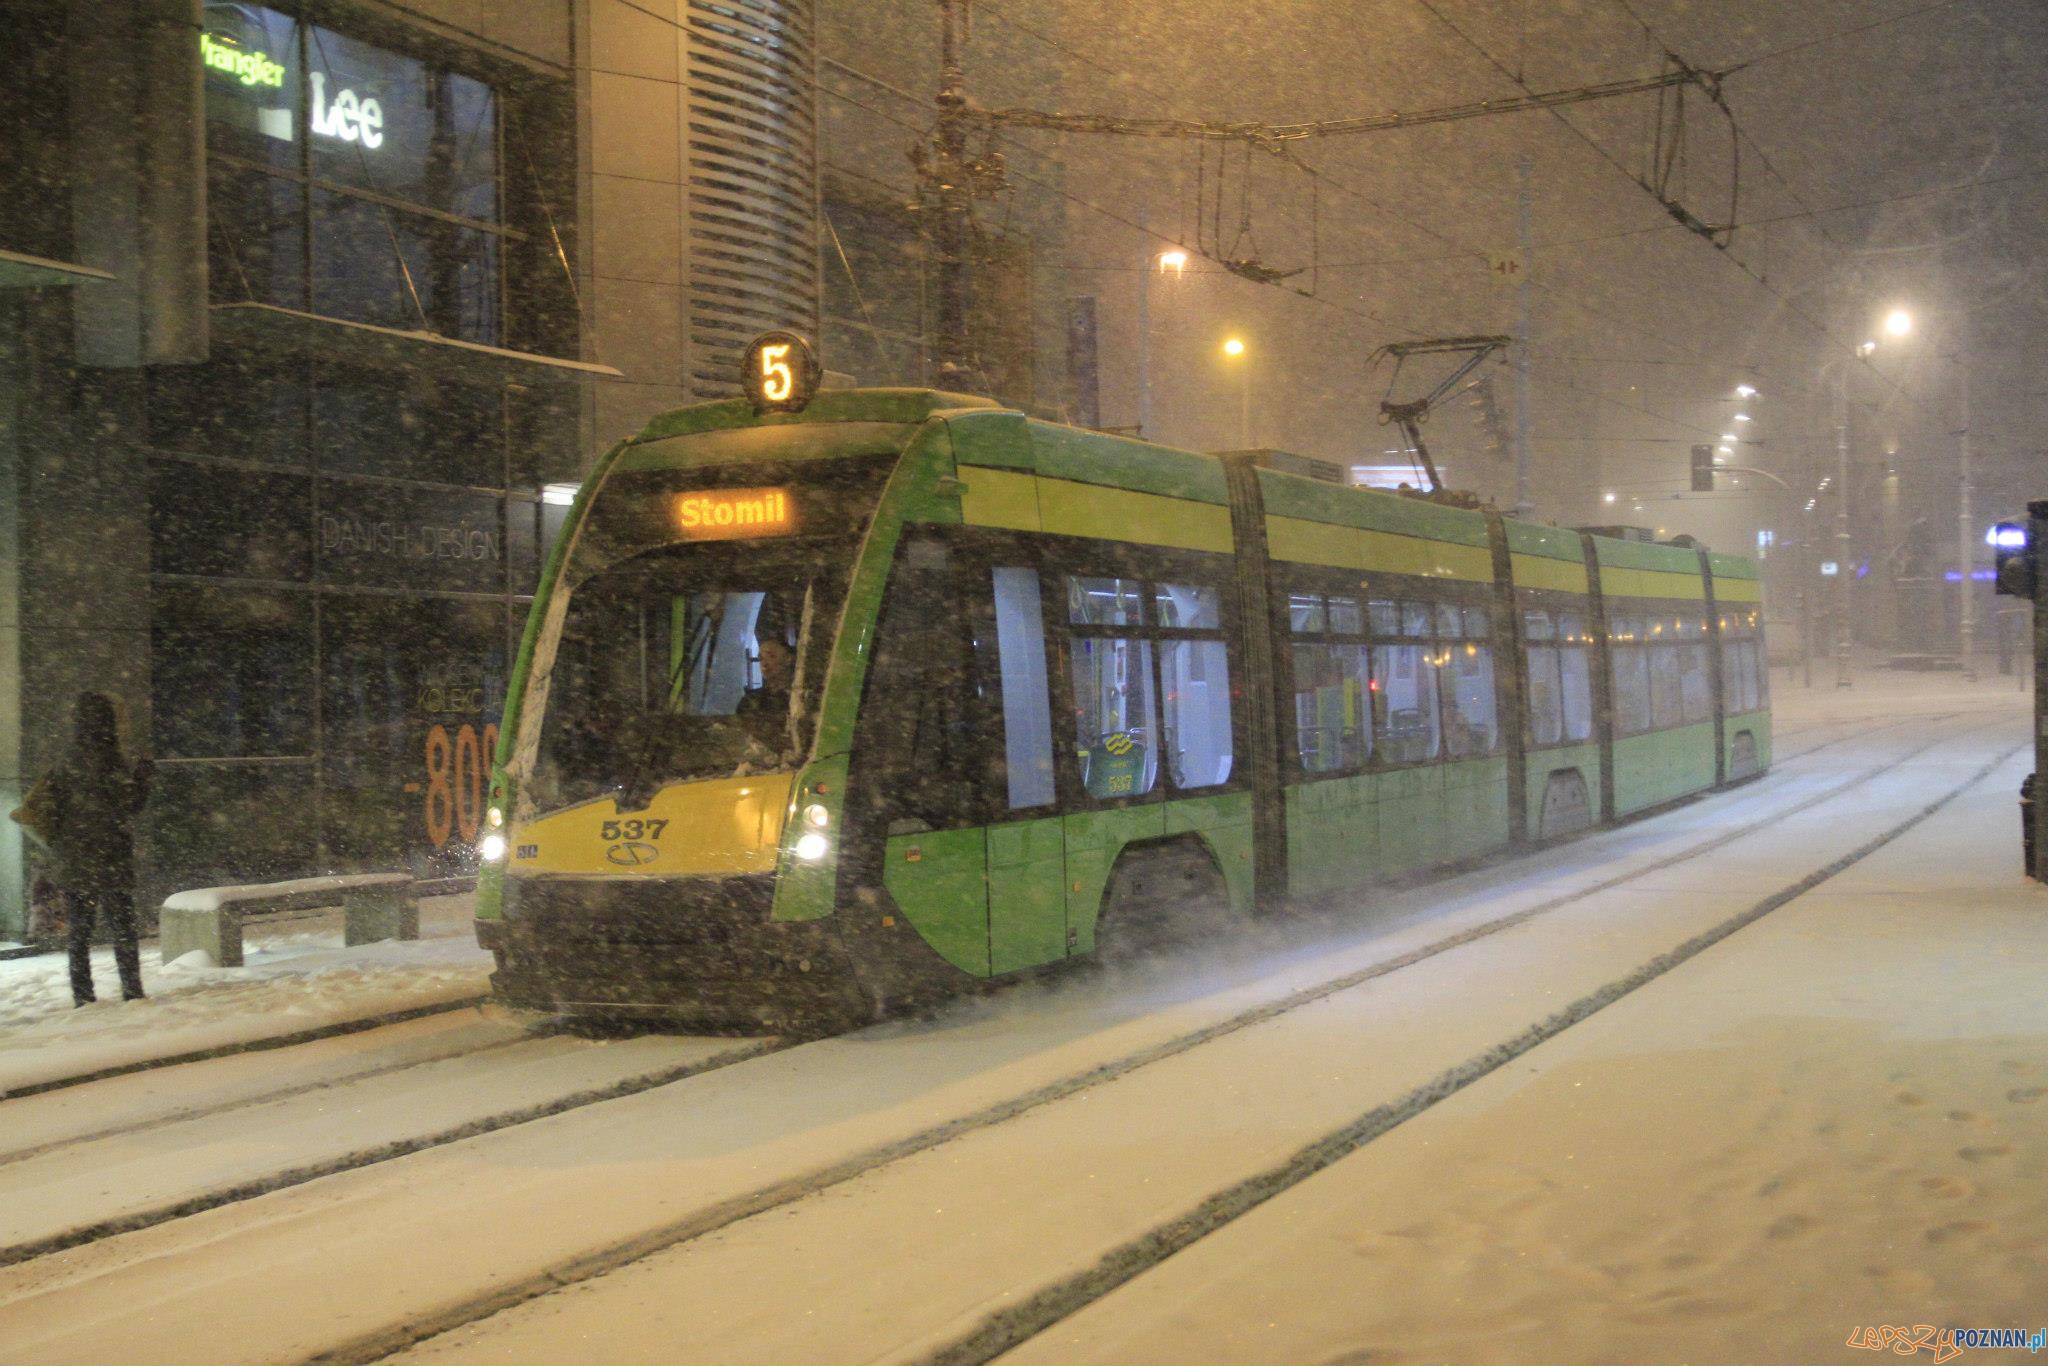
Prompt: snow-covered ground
<box><xmin>0</xmin><ymin>892</ymin><xmax>491</xmax><ymax>1094</ymax></box>
<box><xmin>0</xmin><ymin>670</ymin><xmax>2037</xmax><ymax>1366</ymax></box>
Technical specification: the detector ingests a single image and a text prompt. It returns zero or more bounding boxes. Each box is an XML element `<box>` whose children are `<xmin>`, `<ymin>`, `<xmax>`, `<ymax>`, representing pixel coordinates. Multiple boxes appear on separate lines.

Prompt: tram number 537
<box><xmin>423</xmin><ymin>722</ymin><xmax>499</xmax><ymax>849</ymax></box>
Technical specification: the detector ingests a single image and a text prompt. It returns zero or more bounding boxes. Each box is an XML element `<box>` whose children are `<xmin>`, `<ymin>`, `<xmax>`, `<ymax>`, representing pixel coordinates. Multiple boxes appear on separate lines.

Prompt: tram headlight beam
<box><xmin>479</xmin><ymin>832</ymin><xmax>509</xmax><ymax>863</ymax></box>
<box><xmin>793</xmin><ymin>831</ymin><xmax>831</xmax><ymax>862</ymax></box>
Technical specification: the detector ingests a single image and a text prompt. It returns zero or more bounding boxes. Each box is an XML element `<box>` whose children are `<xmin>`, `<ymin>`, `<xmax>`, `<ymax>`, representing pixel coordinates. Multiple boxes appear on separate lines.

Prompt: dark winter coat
<box><xmin>33</xmin><ymin>695</ymin><xmax>153</xmax><ymax>895</ymax></box>
<box><xmin>42</xmin><ymin>761</ymin><xmax>151</xmax><ymax>894</ymax></box>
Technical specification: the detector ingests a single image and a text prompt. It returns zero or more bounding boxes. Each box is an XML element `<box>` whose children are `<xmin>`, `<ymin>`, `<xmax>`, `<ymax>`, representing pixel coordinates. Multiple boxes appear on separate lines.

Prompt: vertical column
<box><xmin>2030</xmin><ymin>499</ymin><xmax>2048</xmax><ymax>882</ymax></box>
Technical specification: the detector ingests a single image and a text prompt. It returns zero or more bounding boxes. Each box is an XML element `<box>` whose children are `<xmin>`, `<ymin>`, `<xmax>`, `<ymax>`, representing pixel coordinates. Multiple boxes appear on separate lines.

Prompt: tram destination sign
<box><xmin>672</xmin><ymin>487</ymin><xmax>796</xmax><ymax>542</ymax></box>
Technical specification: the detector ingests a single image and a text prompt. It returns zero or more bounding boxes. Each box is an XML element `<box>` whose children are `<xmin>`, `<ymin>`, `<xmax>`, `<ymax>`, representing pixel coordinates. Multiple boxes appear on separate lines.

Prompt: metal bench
<box><xmin>159</xmin><ymin>873</ymin><xmax>418</xmax><ymax>967</ymax></box>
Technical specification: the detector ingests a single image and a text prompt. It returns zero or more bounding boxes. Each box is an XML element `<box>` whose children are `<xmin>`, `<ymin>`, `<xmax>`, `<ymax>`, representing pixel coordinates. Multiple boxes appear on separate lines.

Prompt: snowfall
<box><xmin>0</xmin><ymin>668</ymin><xmax>2042</xmax><ymax>1366</ymax></box>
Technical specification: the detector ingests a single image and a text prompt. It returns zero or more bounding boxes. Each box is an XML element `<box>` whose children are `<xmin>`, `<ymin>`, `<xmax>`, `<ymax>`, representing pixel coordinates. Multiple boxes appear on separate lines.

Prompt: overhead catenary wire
<box><xmin>1408</xmin><ymin>0</ymin><xmax>1935</xmax><ymax>415</ymax></box>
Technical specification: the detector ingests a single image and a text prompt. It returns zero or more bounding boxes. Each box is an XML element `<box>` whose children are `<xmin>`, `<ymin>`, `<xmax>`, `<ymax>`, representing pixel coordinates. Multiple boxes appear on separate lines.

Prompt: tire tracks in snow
<box><xmin>304</xmin><ymin>713</ymin><xmax>1997</xmax><ymax>1366</ymax></box>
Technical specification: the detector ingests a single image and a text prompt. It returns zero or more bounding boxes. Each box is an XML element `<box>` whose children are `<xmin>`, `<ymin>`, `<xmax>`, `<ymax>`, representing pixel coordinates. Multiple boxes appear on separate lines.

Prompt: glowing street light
<box><xmin>1733</xmin><ymin>413</ymin><xmax>1751</xmax><ymax>423</ymax></box>
<box><xmin>1603</xmin><ymin>491</ymin><xmax>1617</xmax><ymax>504</ymax></box>
<box><xmin>1721</xmin><ymin>432</ymin><xmax>1739</xmax><ymax>443</ymax></box>
<box><xmin>1858</xmin><ymin>339</ymin><xmax>1877</xmax><ymax>356</ymax></box>
<box><xmin>1157</xmin><ymin>248</ymin><xmax>1189</xmax><ymax>275</ymax></box>
<box><xmin>1883</xmin><ymin>308</ymin><xmax>1913</xmax><ymax>337</ymax></box>
<box><xmin>1221</xmin><ymin>336</ymin><xmax>1250</xmax><ymax>446</ymax></box>
<box><xmin>1735</xmin><ymin>383</ymin><xmax>1758</xmax><ymax>398</ymax></box>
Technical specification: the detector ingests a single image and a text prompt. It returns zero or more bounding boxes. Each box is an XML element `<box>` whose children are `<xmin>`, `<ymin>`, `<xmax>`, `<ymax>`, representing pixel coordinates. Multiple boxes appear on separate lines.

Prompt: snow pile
<box><xmin>0</xmin><ymin>892</ymin><xmax>491</xmax><ymax>1094</ymax></box>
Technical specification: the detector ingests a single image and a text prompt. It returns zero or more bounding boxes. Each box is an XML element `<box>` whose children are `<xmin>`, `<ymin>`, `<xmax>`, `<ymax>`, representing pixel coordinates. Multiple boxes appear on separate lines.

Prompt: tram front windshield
<box><xmin>531</xmin><ymin>541</ymin><xmax>851</xmax><ymax>809</ymax></box>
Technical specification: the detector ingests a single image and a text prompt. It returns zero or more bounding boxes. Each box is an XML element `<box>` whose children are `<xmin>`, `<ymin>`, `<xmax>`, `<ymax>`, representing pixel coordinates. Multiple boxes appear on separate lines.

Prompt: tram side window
<box><xmin>1609</xmin><ymin>616</ymin><xmax>1652</xmax><ymax>735</ymax></box>
<box><xmin>1289</xmin><ymin>590</ymin><xmax>1370</xmax><ymax>774</ymax></box>
<box><xmin>1558</xmin><ymin>611</ymin><xmax>1595</xmax><ymax>742</ymax></box>
<box><xmin>1070</xmin><ymin>635</ymin><xmax>1158</xmax><ymax>799</ymax></box>
<box><xmin>1677</xmin><ymin>612</ymin><xmax>1713</xmax><ymax>723</ymax></box>
<box><xmin>1718</xmin><ymin>608</ymin><xmax>1764</xmax><ymax>714</ymax></box>
<box><xmin>1440</xmin><ymin>618</ymin><xmax>1500</xmax><ymax>758</ymax></box>
<box><xmin>1373</xmin><ymin>603</ymin><xmax>1441</xmax><ymax>763</ymax></box>
<box><xmin>1162</xmin><ymin>635</ymin><xmax>1234</xmax><ymax>787</ymax></box>
<box><xmin>1292</xmin><ymin>642</ymin><xmax>1370</xmax><ymax>772</ymax></box>
<box><xmin>991</xmin><ymin>566</ymin><xmax>1056</xmax><ymax>809</ymax></box>
<box><xmin>1523</xmin><ymin>610</ymin><xmax>1564</xmax><ymax>747</ymax></box>
<box><xmin>1067</xmin><ymin>575</ymin><xmax>1158</xmax><ymax>798</ymax></box>
<box><xmin>1155</xmin><ymin>581</ymin><xmax>1234</xmax><ymax>787</ymax></box>
<box><xmin>1648</xmin><ymin>625</ymin><xmax>1684</xmax><ymax>730</ymax></box>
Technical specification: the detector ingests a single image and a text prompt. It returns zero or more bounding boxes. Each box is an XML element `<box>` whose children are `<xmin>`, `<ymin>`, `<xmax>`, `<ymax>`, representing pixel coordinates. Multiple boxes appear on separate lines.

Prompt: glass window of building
<box><xmin>200</xmin><ymin>4</ymin><xmax>509</xmax><ymax>344</ymax></box>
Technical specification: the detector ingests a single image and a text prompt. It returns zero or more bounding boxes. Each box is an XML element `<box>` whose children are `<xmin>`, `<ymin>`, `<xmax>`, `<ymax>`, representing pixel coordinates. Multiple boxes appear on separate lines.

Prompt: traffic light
<box><xmin>1991</xmin><ymin>520</ymin><xmax>2034</xmax><ymax>597</ymax></box>
<box><xmin>1690</xmin><ymin>444</ymin><xmax>1714</xmax><ymax>493</ymax></box>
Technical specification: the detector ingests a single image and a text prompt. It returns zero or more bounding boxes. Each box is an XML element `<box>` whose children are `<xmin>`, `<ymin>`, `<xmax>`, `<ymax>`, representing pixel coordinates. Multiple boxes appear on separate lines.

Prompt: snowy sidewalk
<box><xmin>0</xmin><ymin>893</ymin><xmax>491</xmax><ymax>1095</ymax></box>
<box><xmin>1010</xmin><ymin>745</ymin><xmax>2048</xmax><ymax>1364</ymax></box>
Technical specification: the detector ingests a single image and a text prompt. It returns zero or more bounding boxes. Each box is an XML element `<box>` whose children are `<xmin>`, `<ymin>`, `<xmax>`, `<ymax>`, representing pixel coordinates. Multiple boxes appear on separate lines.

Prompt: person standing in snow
<box><xmin>10</xmin><ymin>693</ymin><xmax>153</xmax><ymax>1005</ymax></box>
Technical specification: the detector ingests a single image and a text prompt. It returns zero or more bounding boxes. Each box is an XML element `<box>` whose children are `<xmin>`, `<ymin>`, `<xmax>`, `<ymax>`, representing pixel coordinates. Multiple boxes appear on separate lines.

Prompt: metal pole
<box><xmin>929</xmin><ymin>0</ymin><xmax>974</xmax><ymax>388</ymax></box>
<box><xmin>1834</xmin><ymin>360</ymin><xmax>1854</xmax><ymax>687</ymax></box>
<box><xmin>1513</xmin><ymin>154</ymin><xmax>1534</xmax><ymax>517</ymax></box>
<box><xmin>1958</xmin><ymin>362</ymin><xmax>1976</xmax><ymax>680</ymax></box>
<box><xmin>2030</xmin><ymin>498</ymin><xmax>2048</xmax><ymax>880</ymax></box>
<box><xmin>1137</xmin><ymin>216</ymin><xmax>1152</xmax><ymax>440</ymax></box>
<box><xmin>1239</xmin><ymin>362</ymin><xmax>1251</xmax><ymax>448</ymax></box>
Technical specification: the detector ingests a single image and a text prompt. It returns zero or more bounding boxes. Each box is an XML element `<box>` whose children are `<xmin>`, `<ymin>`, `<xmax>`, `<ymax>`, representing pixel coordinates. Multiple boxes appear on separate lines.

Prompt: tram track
<box><xmin>0</xmin><ymin>994</ymin><xmax>493</xmax><ymax>1103</ymax></box>
<box><xmin>0</xmin><ymin>1033</ymin><xmax>788</xmax><ymax>1270</ymax></box>
<box><xmin>298</xmin><ymin>712</ymin><xmax>2000</xmax><ymax>1366</ymax></box>
<box><xmin>0</xmin><ymin>1018</ymin><xmax>550</xmax><ymax>1171</ymax></box>
<box><xmin>916</xmin><ymin>732</ymin><xmax>2029</xmax><ymax>1366</ymax></box>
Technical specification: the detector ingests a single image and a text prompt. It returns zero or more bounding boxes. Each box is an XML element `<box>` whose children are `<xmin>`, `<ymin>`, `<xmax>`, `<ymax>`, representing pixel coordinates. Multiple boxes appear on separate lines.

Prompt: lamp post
<box><xmin>1222</xmin><ymin>335</ymin><xmax>1250</xmax><ymax>447</ymax></box>
<box><xmin>1815</xmin><ymin>313</ymin><xmax>1908</xmax><ymax>689</ymax></box>
<box><xmin>1953</xmin><ymin>346</ymin><xmax>1976</xmax><ymax>681</ymax></box>
<box><xmin>1139</xmin><ymin>247</ymin><xmax>1187</xmax><ymax>440</ymax></box>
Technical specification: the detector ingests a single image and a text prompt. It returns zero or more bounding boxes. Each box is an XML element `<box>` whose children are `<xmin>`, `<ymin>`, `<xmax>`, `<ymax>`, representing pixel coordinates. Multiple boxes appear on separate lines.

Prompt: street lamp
<box><xmin>1819</xmin><ymin>307</ymin><xmax>1910</xmax><ymax>689</ymax></box>
<box><xmin>1221</xmin><ymin>336</ymin><xmax>1250</xmax><ymax>447</ymax></box>
<box><xmin>1138</xmin><ymin>246</ymin><xmax>1192</xmax><ymax>439</ymax></box>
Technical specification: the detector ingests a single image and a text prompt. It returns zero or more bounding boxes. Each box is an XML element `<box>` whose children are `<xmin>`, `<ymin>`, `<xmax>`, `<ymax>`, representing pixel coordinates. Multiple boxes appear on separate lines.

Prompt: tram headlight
<box><xmin>479</xmin><ymin>832</ymin><xmax>508</xmax><ymax>863</ymax></box>
<box><xmin>793</xmin><ymin>831</ymin><xmax>830</xmax><ymax>862</ymax></box>
<box><xmin>803</xmin><ymin>802</ymin><xmax>830</xmax><ymax>829</ymax></box>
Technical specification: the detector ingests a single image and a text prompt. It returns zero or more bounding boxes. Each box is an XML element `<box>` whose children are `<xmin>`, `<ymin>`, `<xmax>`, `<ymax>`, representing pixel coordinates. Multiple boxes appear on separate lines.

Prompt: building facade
<box><xmin>2</xmin><ymin>0</ymin><xmax>838</xmax><ymax>934</ymax></box>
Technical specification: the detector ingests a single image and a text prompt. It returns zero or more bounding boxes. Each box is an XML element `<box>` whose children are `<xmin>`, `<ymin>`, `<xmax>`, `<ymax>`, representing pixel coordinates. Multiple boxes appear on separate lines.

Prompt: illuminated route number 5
<box><xmin>742</xmin><ymin>330</ymin><xmax>818</xmax><ymax>414</ymax></box>
<box><xmin>759</xmin><ymin>343</ymin><xmax>793</xmax><ymax>403</ymax></box>
<box><xmin>424</xmin><ymin>722</ymin><xmax>498</xmax><ymax>848</ymax></box>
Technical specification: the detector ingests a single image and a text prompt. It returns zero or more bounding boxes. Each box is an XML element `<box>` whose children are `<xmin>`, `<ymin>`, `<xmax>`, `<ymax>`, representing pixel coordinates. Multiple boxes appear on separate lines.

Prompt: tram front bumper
<box><xmin>482</xmin><ymin>874</ymin><xmax>867</xmax><ymax>1028</ymax></box>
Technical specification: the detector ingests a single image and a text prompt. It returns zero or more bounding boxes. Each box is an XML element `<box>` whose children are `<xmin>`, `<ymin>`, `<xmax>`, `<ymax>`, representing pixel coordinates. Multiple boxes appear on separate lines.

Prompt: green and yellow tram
<box><xmin>474</xmin><ymin>350</ymin><xmax>1768</xmax><ymax>1026</ymax></box>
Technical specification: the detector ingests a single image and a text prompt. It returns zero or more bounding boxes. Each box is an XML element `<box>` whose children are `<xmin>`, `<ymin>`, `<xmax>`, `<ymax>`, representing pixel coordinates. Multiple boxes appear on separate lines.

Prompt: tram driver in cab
<box><xmin>735</xmin><ymin>602</ymin><xmax>797</xmax><ymax>754</ymax></box>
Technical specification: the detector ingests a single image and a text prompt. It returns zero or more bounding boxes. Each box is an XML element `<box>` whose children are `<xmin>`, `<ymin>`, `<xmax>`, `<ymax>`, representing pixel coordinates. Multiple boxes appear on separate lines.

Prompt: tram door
<box><xmin>976</xmin><ymin>565</ymin><xmax>1068</xmax><ymax>973</ymax></box>
<box><xmin>858</xmin><ymin>538</ymin><xmax>991</xmax><ymax>975</ymax></box>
